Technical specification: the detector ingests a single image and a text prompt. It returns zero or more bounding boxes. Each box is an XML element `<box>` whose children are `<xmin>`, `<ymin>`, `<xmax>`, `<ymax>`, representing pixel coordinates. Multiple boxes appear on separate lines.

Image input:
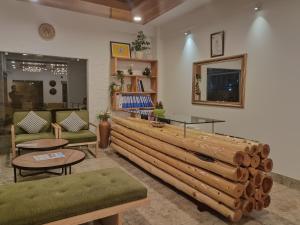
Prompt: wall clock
<box><xmin>39</xmin><ymin>23</ymin><xmax>55</xmax><ymax>40</ymax></box>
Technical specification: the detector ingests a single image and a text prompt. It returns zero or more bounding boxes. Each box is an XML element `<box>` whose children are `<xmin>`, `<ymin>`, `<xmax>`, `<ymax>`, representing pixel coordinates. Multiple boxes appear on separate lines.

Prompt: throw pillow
<box><xmin>59</xmin><ymin>112</ymin><xmax>87</xmax><ymax>132</ymax></box>
<box><xmin>17</xmin><ymin>111</ymin><xmax>48</xmax><ymax>134</ymax></box>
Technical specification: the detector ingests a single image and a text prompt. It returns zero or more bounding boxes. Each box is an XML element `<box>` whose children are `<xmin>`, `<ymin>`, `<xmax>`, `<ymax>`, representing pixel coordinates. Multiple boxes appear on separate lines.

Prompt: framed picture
<box><xmin>210</xmin><ymin>31</ymin><xmax>225</xmax><ymax>58</ymax></box>
<box><xmin>110</xmin><ymin>41</ymin><xmax>131</xmax><ymax>58</ymax></box>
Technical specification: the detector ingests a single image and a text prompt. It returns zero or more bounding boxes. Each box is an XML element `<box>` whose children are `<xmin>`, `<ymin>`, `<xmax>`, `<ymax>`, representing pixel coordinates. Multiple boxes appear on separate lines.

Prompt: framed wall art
<box><xmin>210</xmin><ymin>31</ymin><xmax>225</xmax><ymax>58</ymax></box>
<box><xmin>110</xmin><ymin>41</ymin><xmax>131</xmax><ymax>58</ymax></box>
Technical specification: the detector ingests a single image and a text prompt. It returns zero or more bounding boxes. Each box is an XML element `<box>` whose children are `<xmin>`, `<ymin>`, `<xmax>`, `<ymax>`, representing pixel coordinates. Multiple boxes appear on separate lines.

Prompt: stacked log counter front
<box><xmin>110</xmin><ymin>116</ymin><xmax>273</xmax><ymax>222</ymax></box>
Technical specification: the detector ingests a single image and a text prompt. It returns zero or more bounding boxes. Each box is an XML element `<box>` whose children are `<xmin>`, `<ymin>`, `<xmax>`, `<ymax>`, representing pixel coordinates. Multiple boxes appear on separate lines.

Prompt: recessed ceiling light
<box><xmin>22</xmin><ymin>53</ymin><xmax>28</xmax><ymax>56</ymax></box>
<box><xmin>254</xmin><ymin>3</ymin><xmax>262</xmax><ymax>11</ymax></box>
<box><xmin>11</xmin><ymin>61</ymin><xmax>16</xmax><ymax>64</ymax></box>
<box><xmin>133</xmin><ymin>16</ymin><xmax>142</xmax><ymax>22</ymax></box>
<box><xmin>184</xmin><ymin>31</ymin><xmax>191</xmax><ymax>36</ymax></box>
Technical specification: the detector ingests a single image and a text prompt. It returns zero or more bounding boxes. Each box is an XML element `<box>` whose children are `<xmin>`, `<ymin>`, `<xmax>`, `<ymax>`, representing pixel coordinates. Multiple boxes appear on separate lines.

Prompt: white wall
<box><xmin>158</xmin><ymin>0</ymin><xmax>300</xmax><ymax>180</ymax></box>
<box><xmin>7</xmin><ymin>70</ymin><xmax>67</xmax><ymax>104</ymax></box>
<box><xmin>0</xmin><ymin>0</ymin><xmax>155</xmax><ymax>123</ymax></box>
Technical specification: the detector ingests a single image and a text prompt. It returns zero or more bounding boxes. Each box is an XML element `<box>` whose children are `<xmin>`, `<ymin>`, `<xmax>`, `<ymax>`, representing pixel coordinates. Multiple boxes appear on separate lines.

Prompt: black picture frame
<box><xmin>110</xmin><ymin>41</ymin><xmax>131</xmax><ymax>58</ymax></box>
<box><xmin>210</xmin><ymin>31</ymin><xmax>225</xmax><ymax>58</ymax></box>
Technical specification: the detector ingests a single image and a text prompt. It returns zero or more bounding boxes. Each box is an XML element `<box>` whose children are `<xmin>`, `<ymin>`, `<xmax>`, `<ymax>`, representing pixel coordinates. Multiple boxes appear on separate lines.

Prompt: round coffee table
<box><xmin>16</xmin><ymin>139</ymin><xmax>69</xmax><ymax>155</ymax></box>
<box><xmin>12</xmin><ymin>149</ymin><xmax>85</xmax><ymax>182</ymax></box>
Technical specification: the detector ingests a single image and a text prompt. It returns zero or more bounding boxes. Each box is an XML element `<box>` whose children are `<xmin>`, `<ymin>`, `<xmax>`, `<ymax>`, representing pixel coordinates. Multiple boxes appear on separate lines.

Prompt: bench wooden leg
<box><xmin>100</xmin><ymin>214</ymin><xmax>122</xmax><ymax>225</ymax></box>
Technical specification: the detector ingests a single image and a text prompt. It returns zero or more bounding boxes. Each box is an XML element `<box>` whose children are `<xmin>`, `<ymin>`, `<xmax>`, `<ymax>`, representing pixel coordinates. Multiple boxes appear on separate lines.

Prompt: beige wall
<box><xmin>158</xmin><ymin>0</ymin><xmax>300</xmax><ymax>180</ymax></box>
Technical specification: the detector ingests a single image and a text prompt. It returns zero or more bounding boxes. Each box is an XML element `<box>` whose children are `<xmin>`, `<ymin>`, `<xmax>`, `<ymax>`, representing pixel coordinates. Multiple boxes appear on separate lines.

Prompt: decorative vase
<box><xmin>99</xmin><ymin>119</ymin><xmax>111</xmax><ymax>148</ymax></box>
<box><xmin>135</xmin><ymin>51</ymin><xmax>144</xmax><ymax>59</ymax></box>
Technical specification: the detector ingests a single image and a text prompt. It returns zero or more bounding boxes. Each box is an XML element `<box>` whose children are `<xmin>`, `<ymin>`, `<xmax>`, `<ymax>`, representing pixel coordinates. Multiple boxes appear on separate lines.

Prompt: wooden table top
<box><xmin>12</xmin><ymin>149</ymin><xmax>85</xmax><ymax>170</ymax></box>
<box><xmin>16</xmin><ymin>139</ymin><xmax>69</xmax><ymax>150</ymax></box>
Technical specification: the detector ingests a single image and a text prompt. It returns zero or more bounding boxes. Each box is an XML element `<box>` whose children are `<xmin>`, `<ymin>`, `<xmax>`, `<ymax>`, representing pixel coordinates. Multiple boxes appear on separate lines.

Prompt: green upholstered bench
<box><xmin>0</xmin><ymin>168</ymin><xmax>148</xmax><ymax>225</ymax></box>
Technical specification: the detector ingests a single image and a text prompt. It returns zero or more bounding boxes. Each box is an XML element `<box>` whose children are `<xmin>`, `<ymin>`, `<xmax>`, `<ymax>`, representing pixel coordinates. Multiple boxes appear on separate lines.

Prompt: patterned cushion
<box><xmin>17</xmin><ymin>111</ymin><xmax>48</xmax><ymax>134</ymax></box>
<box><xmin>59</xmin><ymin>112</ymin><xmax>87</xmax><ymax>132</ymax></box>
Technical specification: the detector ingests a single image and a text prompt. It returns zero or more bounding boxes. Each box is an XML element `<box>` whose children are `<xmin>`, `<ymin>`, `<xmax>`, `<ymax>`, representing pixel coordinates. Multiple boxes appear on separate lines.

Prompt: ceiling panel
<box><xmin>19</xmin><ymin>0</ymin><xmax>186</xmax><ymax>24</ymax></box>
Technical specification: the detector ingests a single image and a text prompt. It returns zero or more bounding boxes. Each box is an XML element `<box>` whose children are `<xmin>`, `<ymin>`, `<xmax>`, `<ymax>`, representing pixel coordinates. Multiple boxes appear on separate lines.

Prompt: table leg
<box><xmin>64</xmin><ymin>166</ymin><xmax>67</xmax><ymax>175</ymax></box>
<box><xmin>69</xmin><ymin>166</ymin><xmax>72</xmax><ymax>174</ymax></box>
<box><xmin>14</xmin><ymin>167</ymin><xmax>17</xmax><ymax>183</ymax></box>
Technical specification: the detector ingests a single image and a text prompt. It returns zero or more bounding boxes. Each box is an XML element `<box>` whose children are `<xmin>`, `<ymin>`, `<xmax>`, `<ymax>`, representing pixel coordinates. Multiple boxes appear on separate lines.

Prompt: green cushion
<box><xmin>61</xmin><ymin>130</ymin><xmax>96</xmax><ymax>144</ymax></box>
<box><xmin>56</xmin><ymin>110</ymin><xmax>89</xmax><ymax>130</ymax></box>
<box><xmin>0</xmin><ymin>168</ymin><xmax>147</xmax><ymax>225</ymax></box>
<box><xmin>15</xmin><ymin>132</ymin><xmax>55</xmax><ymax>145</ymax></box>
<box><xmin>13</xmin><ymin>111</ymin><xmax>52</xmax><ymax>135</ymax></box>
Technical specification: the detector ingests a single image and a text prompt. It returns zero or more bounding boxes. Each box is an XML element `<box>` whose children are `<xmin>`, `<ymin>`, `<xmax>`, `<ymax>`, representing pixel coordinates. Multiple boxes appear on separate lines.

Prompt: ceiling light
<box><xmin>22</xmin><ymin>53</ymin><xmax>28</xmax><ymax>56</ymax></box>
<box><xmin>133</xmin><ymin>16</ymin><xmax>142</xmax><ymax>22</ymax></box>
<box><xmin>184</xmin><ymin>31</ymin><xmax>191</xmax><ymax>36</ymax></box>
<box><xmin>254</xmin><ymin>3</ymin><xmax>262</xmax><ymax>11</ymax></box>
<box><xmin>11</xmin><ymin>61</ymin><xmax>16</xmax><ymax>64</ymax></box>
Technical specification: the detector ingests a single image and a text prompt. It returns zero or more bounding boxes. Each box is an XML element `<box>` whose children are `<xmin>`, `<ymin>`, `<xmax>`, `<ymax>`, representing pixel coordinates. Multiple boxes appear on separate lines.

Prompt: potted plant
<box><xmin>96</xmin><ymin>109</ymin><xmax>111</xmax><ymax>149</ymax></box>
<box><xmin>142</xmin><ymin>66</ymin><xmax>151</xmax><ymax>77</ymax></box>
<box><xmin>153</xmin><ymin>101</ymin><xmax>165</xmax><ymax>118</ymax></box>
<box><xmin>131</xmin><ymin>31</ymin><xmax>150</xmax><ymax>59</ymax></box>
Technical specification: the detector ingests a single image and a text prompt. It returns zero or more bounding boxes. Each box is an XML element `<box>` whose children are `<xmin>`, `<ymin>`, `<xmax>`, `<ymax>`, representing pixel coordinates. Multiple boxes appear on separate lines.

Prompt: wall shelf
<box><xmin>110</xmin><ymin>57</ymin><xmax>158</xmax><ymax>111</ymax></box>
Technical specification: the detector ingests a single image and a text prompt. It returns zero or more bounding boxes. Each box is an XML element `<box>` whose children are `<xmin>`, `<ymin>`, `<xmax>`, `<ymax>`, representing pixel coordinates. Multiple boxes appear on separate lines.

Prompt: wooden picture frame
<box><xmin>210</xmin><ymin>31</ymin><xmax>225</xmax><ymax>58</ymax></box>
<box><xmin>192</xmin><ymin>54</ymin><xmax>247</xmax><ymax>108</ymax></box>
<box><xmin>110</xmin><ymin>42</ymin><xmax>131</xmax><ymax>58</ymax></box>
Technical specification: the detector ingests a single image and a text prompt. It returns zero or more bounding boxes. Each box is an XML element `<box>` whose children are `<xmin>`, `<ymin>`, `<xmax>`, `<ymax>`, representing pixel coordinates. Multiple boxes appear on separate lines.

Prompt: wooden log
<box><xmin>255</xmin><ymin>199</ymin><xmax>264</xmax><ymax>211</ymax></box>
<box><xmin>241</xmin><ymin>198</ymin><xmax>254</xmax><ymax>214</ymax></box>
<box><xmin>258</xmin><ymin>158</ymin><xmax>273</xmax><ymax>172</ymax></box>
<box><xmin>243</xmin><ymin>182</ymin><xmax>255</xmax><ymax>199</ymax></box>
<box><xmin>111</xmin><ymin>125</ymin><xmax>245</xmax><ymax>182</ymax></box>
<box><xmin>240</xmin><ymin>168</ymin><xmax>249</xmax><ymax>183</ymax></box>
<box><xmin>128</xmin><ymin>117</ymin><xmax>258</xmax><ymax>155</ymax></box>
<box><xmin>262</xmin><ymin>195</ymin><xmax>271</xmax><ymax>208</ymax></box>
<box><xmin>254</xmin><ymin>188</ymin><xmax>263</xmax><ymax>201</ymax></box>
<box><xmin>242</xmin><ymin>153</ymin><xmax>251</xmax><ymax>167</ymax></box>
<box><xmin>259</xmin><ymin>144</ymin><xmax>270</xmax><ymax>159</ymax></box>
<box><xmin>112</xmin><ymin>116</ymin><xmax>245</xmax><ymax>166</ymax></box>
<box><xmin>260</xmin><ymin>175</ymin><xmax>273</xmax><ymax>194</ymax></box>
<box><xmin>111</xmin><ymin>137</ymin><xmax>241</xmax><ymax>209</ymax></box>
<box><xmin>111</xmin><ymin>131</ymin><xmax>245</xmax><ymax>198</ymax></box>
<box><xmin>250</xmin><ymin>154</ymin><xmax>261</xmax><ymax>168</ymax></box>
<box><xmin>248</xmin><ymin>168</ymin><xmax>263</xmax><ymax>187</ymax></box>
<box><xmin>111</xmin><ymin>143</ymin><xmax>243</xmax><ymax>222</ymax></box>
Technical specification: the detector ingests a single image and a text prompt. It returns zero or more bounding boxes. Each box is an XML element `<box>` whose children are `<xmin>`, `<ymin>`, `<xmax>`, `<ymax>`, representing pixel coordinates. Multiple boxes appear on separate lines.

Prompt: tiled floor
<box><xmin>0</xmin><ymin>148</ymin><xmax>299</xmax><ymax>225</ymax></box>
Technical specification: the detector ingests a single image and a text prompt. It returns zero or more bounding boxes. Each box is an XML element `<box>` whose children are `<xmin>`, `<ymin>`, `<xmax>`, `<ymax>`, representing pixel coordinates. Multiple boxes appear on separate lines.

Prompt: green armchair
<box><xmin>11</xmin><ymin>111</ymin><xmax>58</xmax><ymax>159</ymax></box>
<box><xmin>55</xmin><ymin>110</ymin><xmax>100</xmax><ymax>158</ymax></box>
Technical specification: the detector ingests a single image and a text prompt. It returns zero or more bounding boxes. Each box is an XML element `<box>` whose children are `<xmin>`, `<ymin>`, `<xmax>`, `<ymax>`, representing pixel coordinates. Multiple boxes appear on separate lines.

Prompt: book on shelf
<box><xmin>137</xmin><ymin>79</ymin><xmax>145</xmax><ymax>92</ymax></box>
<box><xmin>116</xmin><ymin>94</ymin><xmax>154</xmax><ymax>109</ymax></box>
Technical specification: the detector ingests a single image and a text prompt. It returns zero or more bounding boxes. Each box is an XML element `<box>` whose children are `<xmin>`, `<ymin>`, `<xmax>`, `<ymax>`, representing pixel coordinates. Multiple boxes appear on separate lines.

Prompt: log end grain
<box><xmin>255</xmin><ymin>200</ymin><xmax>264</xmax><ymax>211</ymax></box>
<box><xmin>250</xmin><ymin>154</ymin><xmax>261</xmax><ymax>168</ymax></box>
<box><xmin>259</xmin><ymin>158</ymin><xmax>273</xmax><ymax>172</ymax></box>
<box><xmin>234</xmin><ymin>151</ymin><xmax>246</xmax><ymax>166</ymax></box>
<box><xmin>240</xmin><ymin>168</ymin><xmax>249</xmax><ymax>183</ymax></box>
<box><xmin>230</xmin><ymin>210</ymin><xmax>243</xmax><ymax>222</ymax></box>
<box><xmin>261</xmin><ymin>176</ymin><xmax>273</xmax><ymax>194</ymax></box>
<box><xmin>242</xmin><ymin>199</ymin><xmax>254</xmax><ymax>215</ymax></box>
<box><xmin>242</xmin><ymin>153</ymin><xmax>251</xmax><ymax>167</ymax></box>
<box><xmin>260</xmin><ymin>144</ymin><xmax>270</xmax><ymax>159</ymax></box>
<box><xmin>244</xmin><ymin>182</ymin><xmax>255</xmax><ymax>199</ymax></box>
<box><xmin>263</xmin><ymin>195</ymin><xmax>271</xmax><ymax>208</ymax></box>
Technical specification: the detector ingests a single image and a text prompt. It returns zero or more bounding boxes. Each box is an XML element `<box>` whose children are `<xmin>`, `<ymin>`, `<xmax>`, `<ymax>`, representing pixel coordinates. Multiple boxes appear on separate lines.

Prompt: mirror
<box><xmin>192</xmin><ymin>54</ymin><xmax>247</xmax><ymax>108</ymax></box>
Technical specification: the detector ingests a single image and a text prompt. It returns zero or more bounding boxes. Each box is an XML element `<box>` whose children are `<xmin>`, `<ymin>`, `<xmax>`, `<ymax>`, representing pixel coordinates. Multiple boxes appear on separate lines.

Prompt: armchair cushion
<box><xmin>56</xmin><ymin>110</ymin><xmax>89</xmax><ymax>130</ymax></box>
<box><xmin>13</xmin><ymin>111</ymin><xmax>52</xmax><ymax>135</ymax></box>
<box><xmin>17</xmin><ymin>111</ymin><xmax>48</xmax><ymax>134</ymax></box>
<box><xmin>61</xmin><ymin>130</ymin><xmax>97</xmax><ymax>144</ymax></box>
<box><xmin>15</xmin><ymin>132</ymin><xmax>55</xmax><ymax>145</ymax></box>
<box><xmin>59</xmin><ymin>112</ymin><xmax>87</xmax><ymax>132</ymax></box>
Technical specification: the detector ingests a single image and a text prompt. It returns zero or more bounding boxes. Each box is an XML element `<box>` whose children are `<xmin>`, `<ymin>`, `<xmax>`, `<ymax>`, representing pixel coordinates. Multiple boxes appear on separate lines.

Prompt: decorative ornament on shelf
<box><xmin>39</xmin><ymin>23</ymin><xmax>55</xmax><ymax>40</ymax></box>
<box><xmin>131</xmin><ymin>31</ymin><xmax>151</xmax><ymax>59</ymax></box>
<box><xmin>128</xmin><ymin>65</ymin><xmax>133</xmax><ymax>75</ymax></box>
<box><xmin>96</xmin><ymin>108</ymin><xmax>111</xmax><ymax>149</ymax></box>
<box><xmin>143</xmin><ymin>66</ymin><xmax>151</xmax><ymax>77</ymax></box>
